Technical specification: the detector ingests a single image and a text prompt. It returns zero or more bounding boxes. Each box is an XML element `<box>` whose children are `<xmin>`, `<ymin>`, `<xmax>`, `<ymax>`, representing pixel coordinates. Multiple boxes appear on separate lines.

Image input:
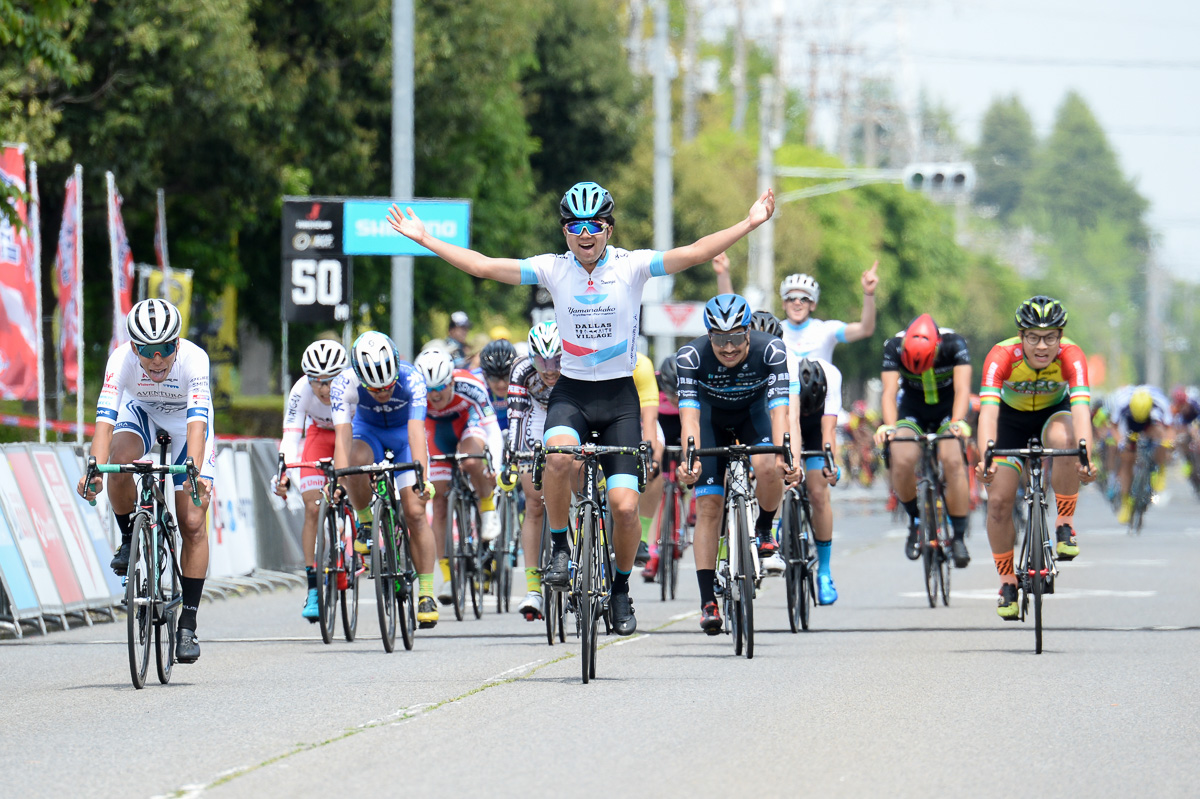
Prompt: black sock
<box><xmin>951</xmin><ymin>515</ymin><xmax>969</xmax><ymax>540</ymax></box>
<box><xmin>755</xmin><ymin>507</ymin><xmax>776</xmax><ymax>538</ymax></box>
<box><xmin>902</xmin><ymin>499</ymin><xmax>920</xmax><ymax>525</ymax></box>
<box><xmin>550</xmin><ymin>527</ymin><xmax>569</xmax><ymax>554</ymax></box>
<box><xmin>305</xmin><ymin>566</ymin><xmax>316</xmax><ymax>591</ymax></box>
<box><xmin>697</xmin><ymin>569</ymin><xmax>716</xmax><ymax>605</ymax></box>
<box><xmin>612</xmin><ymin>567</ymin><xmax>630</xmax><ymax>595</ymax></box>
<box><xmin>115</xmin><ymin>512</ymin><xmax>132</xmax><ymax>543</ymax></box>
<box><xmin>179</xmin><ymin>576</ymin><xmax>204</xmax><ymax>632</ymax></box>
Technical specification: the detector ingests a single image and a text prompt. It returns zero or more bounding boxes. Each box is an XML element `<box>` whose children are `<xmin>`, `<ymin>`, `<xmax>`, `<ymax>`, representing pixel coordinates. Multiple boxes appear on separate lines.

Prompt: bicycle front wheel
<box><xmin>781</xmin><ymin>496</ymin><xmax>801</xmax><ymax>633</ymax></box>
<box><xmin>577</xmin><ymin>513</ymin><xmax>595</xmax><ymax>684</ymax></box>
<box><xmin>736</xmin><ymin>496</ymin><xmax>755</xmax><ymax>660</ymax></box>
<box><xmin>373</xmin><ymin>505</ymin><xmax>398</xmax><ymax>653</ymax></box>
<box><xmin>154</xmin><ymin>518</ymin><xmax>179</xmax><ymax>685</ymax></box>
<box><xmin>465</xmin><ymin>500</ymin><xmax>484</xmax><ymax>620</ymax></box>
<box><xmin>936</xmin><ymin>498</ymin><xmax>952</xmax><ymax>607</ymax></box>
<box><xmin>921</xmin><ymin>490</ymin><xmax>938</xmax><ymax>608</ymax></box>
<box><xmin>445</xmin><ymin>492</ymin><xmax>466</xmax><ymax>621</ymax></box>
<box><xmin>126</xmin><ymin>512</ymin><xmax>153</xmax><ymax>689</ymax></box>
<box><xmin>341</xmin><ymin>536</ymin><xmax>360</xmax><ymax>642</ymax></box>
<box><xmin>1029</xmin><ymin>504</ymin><xmax>1046</xmax><ymax>654</ymax></box>
<box><xmin>396</xmin><ymin>521</ymin><xmax>416</xmax><ymax>651</ymax></box>
<box><xmin>316</xmin><ymin>503</ymin><xmax>339</xmax><ymax>644</ymax></box>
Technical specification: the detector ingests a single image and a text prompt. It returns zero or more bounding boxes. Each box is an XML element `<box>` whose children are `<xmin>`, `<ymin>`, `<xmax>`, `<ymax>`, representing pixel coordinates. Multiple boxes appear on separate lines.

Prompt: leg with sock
<box><xmin>1054</xmin><ymin>492</ymin><xmax>1079</xmax><ymax>560</ymax></box>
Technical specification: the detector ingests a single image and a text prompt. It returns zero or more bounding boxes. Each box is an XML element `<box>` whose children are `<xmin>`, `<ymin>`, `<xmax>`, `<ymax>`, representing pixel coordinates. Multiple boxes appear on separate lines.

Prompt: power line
<box><xmin>906</xmin><ymin>52</ymin><xmax>1200</xmax><ymax>69</ymax></box>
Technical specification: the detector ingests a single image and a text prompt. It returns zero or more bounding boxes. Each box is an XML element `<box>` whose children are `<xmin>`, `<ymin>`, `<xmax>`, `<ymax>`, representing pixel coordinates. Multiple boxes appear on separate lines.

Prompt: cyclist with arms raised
<box><xmin>331</xmin><ymin>331</ymin><xmax>438</xmax><ymax>627</ymax></box>
<box><xmin>388</xmin><ymin>181</ymin><xmax>775</xmax><ymax>635</ymax></box>
<box><xmin>675</xmin><ymin>294</ymin><xmax>798</xmax><ymax>633</ymax></box>
<box><xmin>873</xmin><ymin>314</ymin><xmax>973</xmax><ymax>567</ymax></box>
<box><xmin>976</xmin><ymin>296</ymin><xmax>1095</xmax><ymax>620</ymax></box>
<box><xmin>78</xmin><ymin>299</ymin><xmax>215</xmax><ymax>664</ymax></box>
<box><xmin>274</xmin><ymin>340</ymin><xmax>352</xmax><ymax>621</ymax></box>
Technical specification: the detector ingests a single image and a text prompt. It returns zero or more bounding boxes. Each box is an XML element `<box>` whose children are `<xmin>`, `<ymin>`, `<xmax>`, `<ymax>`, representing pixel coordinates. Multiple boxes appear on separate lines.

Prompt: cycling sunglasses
<box><xmin>563</xmin><ymin>220</ymin><xmax>608</xmax><ymax>236</ymax></box>
<box><xmin>425</xmin><ymin>380</ymin><xmax>450</xmax><ymax>393</ymax></box>
<box><xmin>709</xmin><ymin>330</ymin><xmax>749</xmax><ymax>348</ymax></box>
<box><xmin>308</xmin><ymin>376</ymin><xmax>334</xmax><ymax>387</ymax></box>
<box><xmin>135</xmin><ymin>340</ymin><xmax>178</xmax><ymax>359</ymax></box>
<box><xmin>533</xmin><ymin>354</ymin><xmax>562</xmax><ymax>373</ymax></box>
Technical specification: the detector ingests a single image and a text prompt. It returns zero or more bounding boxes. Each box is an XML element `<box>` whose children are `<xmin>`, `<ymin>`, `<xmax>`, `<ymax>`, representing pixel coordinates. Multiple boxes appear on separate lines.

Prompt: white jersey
<box><xmin>788</xmin><ymin>355</ymin><xmax>843</xmax><ymax>417</ymax></box>
<box><xmin>279</xmin><ymin>369</ymin><xmax>352</xmax><ymax>463</ymax></box>
<box><xmin>782</xmin><ymin>317</ymin><xmax>847</xmax><ymax>364</ymax></box>
<box><xmin>97</xmin><ymin>339</ymin><xmax>212</xmax><ymax>426</ymax></box>
<box><xmin>520</xmin><ymin>246</ymin><xmax>666</xmax><ymax>381</ymax></box>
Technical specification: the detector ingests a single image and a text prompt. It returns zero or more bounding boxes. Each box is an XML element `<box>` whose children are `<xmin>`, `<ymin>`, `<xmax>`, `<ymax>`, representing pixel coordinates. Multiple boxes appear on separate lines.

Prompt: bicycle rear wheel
<box><xmin>316</xmin><ymin>504</ymin><xmax>339</xmax><ymax>644</ymax></box>
<box><xmin>781</xmin><ymin>497</ymin><xmax>800</xmax><ymax>633</ymax></box>
<box><xmin>658</xmin><ymin>487</ymin><xmax>675</xmax><ymax>602</ymax></box>
<box><xmin>466</xmin><ymin>501</ymin><xmax>484</xmax><ymax>620</ymax></box>
<box><xmin>373</xmin><ymin>507</ymin><xmax>398</xmax><ymax>653</ymax></box>
<box><xmin>341</xmin><ymin>542</ymin><xmax>360</xmax><ymax>642</ymax></box>
<box><xmin>937</xmin><ymin>500</ymin><xmax>952</xmax><ymax>607</ymax></box>
<box><xmin>396</xmin><ymin>524</ymin><xmax>416</xmax><ymax>651</ymax></box>
<box><xmin>126</xmin><ymin>513</ymin><xmax>153</xmax><ymax>689</ymax></box>
<box><xmin>154</xmin><ymin>520</ymin><xmax>179</xmax><ymax>685</ymax></box>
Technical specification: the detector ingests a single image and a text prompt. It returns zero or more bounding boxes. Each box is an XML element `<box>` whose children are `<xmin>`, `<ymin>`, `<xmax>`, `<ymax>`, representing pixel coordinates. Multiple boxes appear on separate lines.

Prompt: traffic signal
<box><xmin>902</xmin><ymin>162</ymin><xmax>975</xmax><ymax>195</ymax></box>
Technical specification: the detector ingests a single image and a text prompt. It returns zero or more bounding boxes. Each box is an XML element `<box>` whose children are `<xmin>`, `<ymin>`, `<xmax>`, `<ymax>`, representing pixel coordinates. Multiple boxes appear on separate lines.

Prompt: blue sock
<box><xmin>816</xmin><ymin>539</ymin><xmax>832</xmax><ymax>576</ymax></box>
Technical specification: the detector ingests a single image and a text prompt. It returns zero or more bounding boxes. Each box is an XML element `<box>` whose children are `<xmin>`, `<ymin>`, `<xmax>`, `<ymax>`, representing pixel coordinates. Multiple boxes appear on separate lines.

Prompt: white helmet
<box><xmin>414</xmin><ymin>348</ymin><xmax>454</xmax><ymax>389</ymax></box>
<box><xmin>300</xmin><ymin>340</ymin><xmax>348</xmax><ymax>380</ymax></box>
<box><xmin>527</xmin><ymin>321</ymin><xmax>562</xmax><ymax>373</ymax></box>
<box><xmin>351</xmin><ymin>331</ymin><xmax>400</xmax><ymax>389</ymax></box>
<box><xmin>779</xmin><ymin>273</ymin><xmax>820</xmax><ymax>303</ymax></box>
<box><xmin>127</xmin><ymin>298</ymin><xmax>182</xmax><ymax>345</ymax></box>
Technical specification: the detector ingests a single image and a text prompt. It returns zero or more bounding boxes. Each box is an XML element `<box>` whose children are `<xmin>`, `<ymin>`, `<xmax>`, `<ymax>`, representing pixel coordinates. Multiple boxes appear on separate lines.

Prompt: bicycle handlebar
<box><xmin>86</xmin><ymin>455</ymin><xmax>202</xmax><ymax>507</ymax></box>
<box><xmin>531</xmin><ymin>440</ymin><xmax>652</xmax><ymax>492</ymax></box>
<box><xmin>984</xmin><ymin>438</ymin><xmax>1091</xmax><ymax>473</ymax></box>
<box><xmin>686</xmin><ymin>432</ymin><xmax>794</xmax><ymax>471</ymax></box>
<box><xmin>881</xmin><ymin>431</ymin><xmax>966</xmax><ymax>470</ymax></box>
<box><xmin>797</xmin><ymin>443</ymin><xmax>835</xmax><ymax>473</ymax></box>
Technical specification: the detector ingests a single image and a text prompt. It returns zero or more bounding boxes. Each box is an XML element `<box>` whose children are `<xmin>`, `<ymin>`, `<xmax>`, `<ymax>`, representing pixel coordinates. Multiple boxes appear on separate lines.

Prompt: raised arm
<box><xmin>712</xmin><ymin>252</ymin><xmax>735</xmax><ymax>295</ymax></box>
<box><xmin>662</xmin><ymin>190</ymin><xmax>775</xmax><ymax>275</ymax></box>
<box><xmin>387</xmin><ymin>205</ymin><xmax>524</xmax><ymax>285</ymax></box>
<box><xmin>842</xmin><ymin>261</ymin><xmax>878</xmax><ymax>343</ymax></box>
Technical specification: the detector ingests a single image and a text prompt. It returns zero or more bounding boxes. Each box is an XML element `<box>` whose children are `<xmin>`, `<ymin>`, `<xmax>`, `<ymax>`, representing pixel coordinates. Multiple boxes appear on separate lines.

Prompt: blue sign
<box><xmin>342</xmin><ymin>199</ymin><xmax>471</xmax><ymax>256</ymax></box>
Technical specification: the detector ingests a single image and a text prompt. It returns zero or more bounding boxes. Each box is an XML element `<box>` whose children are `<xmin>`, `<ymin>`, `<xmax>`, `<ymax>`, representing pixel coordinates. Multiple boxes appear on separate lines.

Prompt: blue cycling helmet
<box><xmin>704</xmin><ymin>293</ymin><xmax>752</xmax><ymax>332</ymax></box>
<box><xmin>560</xmin><ymin>182</ymin><xmax>615</xmax><ymax>221</ymax></box>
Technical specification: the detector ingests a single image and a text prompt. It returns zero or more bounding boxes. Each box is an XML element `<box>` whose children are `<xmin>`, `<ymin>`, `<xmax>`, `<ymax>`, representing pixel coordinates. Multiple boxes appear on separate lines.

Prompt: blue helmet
<box><xmin>704</xmin><ymin>294</ymin><xmax>752</xmax><ymax>332</ymax></box>
<box><xmin>560</xmin><ymin>182</ymin><xmax>615</xmax><ymax>221</ymax></box>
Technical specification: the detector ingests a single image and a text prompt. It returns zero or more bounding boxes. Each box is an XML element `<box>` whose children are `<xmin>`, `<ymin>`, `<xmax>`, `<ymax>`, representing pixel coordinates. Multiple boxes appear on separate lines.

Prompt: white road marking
<box><xmin>901</xmin><ymin>588</ymin><xmax>1157</xmax><ymax>600</ymax></box>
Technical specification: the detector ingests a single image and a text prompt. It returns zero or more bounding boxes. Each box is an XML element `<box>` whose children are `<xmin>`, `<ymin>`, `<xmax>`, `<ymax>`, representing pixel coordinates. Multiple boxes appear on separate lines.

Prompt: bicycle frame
<box><xmin>431</xmin><ymin>451</ymin><xmax>490</xmax><ymax>621</ymax></box>
<box><xmin>780</xmin><ymin>444</ymin><xmax>833</xmax><ymax>633</ymax></box>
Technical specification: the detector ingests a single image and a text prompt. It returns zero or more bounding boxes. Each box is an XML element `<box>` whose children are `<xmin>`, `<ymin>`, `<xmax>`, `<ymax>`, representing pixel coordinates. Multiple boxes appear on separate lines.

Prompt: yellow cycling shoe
<box><xmin>1055</xmin><ymin>524</ymin><xmax>1079</xmax><ymax>561</ymax></box>
<box><xmin>417</xmin><ymin>595</ymin><xmax>439</xmax><ymax>629</ymax></box>
<box><xmin>1151</xmin><ymin>469</ymin><xmax>1166</xmax><ymax>493</ymax></box>
<box><xmin>996</xmin><ymin>584</ymin><xmax>1020</xmax><ymax>621</ymax></box>
<box><xmin>1116</xmin><ymin>496</ymin><xmax>1133</xmax><ymax>525</ymax></box>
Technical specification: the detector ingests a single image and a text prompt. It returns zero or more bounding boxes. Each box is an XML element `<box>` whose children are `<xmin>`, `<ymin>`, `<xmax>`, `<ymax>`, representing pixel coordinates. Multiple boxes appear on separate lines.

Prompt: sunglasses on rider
<box><xmin>709</xmin><ymin>330</ymin><xmax>749</xmax><ymax>348</ymax></box>
<box><xmin>308</xmin><ymin>376</ymin><xmax>334</xmax><ymax>387</ymax></box>
<box><xmin>135</xmin><ymin>340</ymin><xmax>178</xmax><ymax>359</ymax></box>
<box><xmin>563</xmin><ymin>220</ymin><xmax>608</xmax><ymax>236</ymax></box>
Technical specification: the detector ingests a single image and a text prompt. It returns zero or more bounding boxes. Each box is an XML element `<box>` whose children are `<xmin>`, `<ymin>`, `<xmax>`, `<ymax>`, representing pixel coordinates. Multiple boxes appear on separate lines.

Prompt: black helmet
<box><xmin>796</xmin><ymin>358</ymin><xmax>828</xmax><ymax>416</ymax></box>
<box><xmin>657</xmin><ymin>354</ymin><xmax>678</xmax><ymax>395</ymax></box>
<box><xmin>479</xmin><ymin>338</ymin><xmax>517</xmax><ymax>380</ymax></box>
<box><xmin>560</xmin><ymin>181</ymin><xmax>614</xmax><ymax>221</ymax></box>
<box><xmin>748</xmin><ymin>310</ymin><xmax>783</xmax><ymax>338</ymax></box>
<box><xmin>1015</xmin><ymin>295</ymin><xmax>1068</xmax><ymax>330</ymax></box>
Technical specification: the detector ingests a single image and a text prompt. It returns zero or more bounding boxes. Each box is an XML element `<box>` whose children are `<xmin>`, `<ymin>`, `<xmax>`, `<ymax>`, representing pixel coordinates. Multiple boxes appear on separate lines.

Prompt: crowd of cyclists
<box><xmin>73</xmin><ymin>179</ymin><xmax>1200</xmax><ymax>667</ymax></box>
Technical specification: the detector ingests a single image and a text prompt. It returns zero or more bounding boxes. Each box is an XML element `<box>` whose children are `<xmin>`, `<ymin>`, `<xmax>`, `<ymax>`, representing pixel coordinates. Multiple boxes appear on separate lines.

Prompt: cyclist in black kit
<box><xmin>873</xmin><ymin>313</ymin><xmax>974</xmax><ymax>567</ymax></box>
<box><xmin>675</xmin><ymin>294</ymin><xmax>799</xmax><ymax>634</ymax></box>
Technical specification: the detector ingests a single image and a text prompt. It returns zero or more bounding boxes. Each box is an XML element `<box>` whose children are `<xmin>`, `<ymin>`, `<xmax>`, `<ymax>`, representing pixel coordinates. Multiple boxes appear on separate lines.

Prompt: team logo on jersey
<box><xmin>563</xmin><ymin>339</ymin><xmax>626</xmax><ymax>366</ymax></box>
<box><xmin>573</xmin><ymin>282</ymin><xmax>609</xmax><ymax>306</ymax></box>
<box><xmin>677</xmin><ymin>346</ymin><xmax>700</xmax><ymax>370</ymax></box>
<box><xmin>765</xmin><ymin>339</ymin><xmax>787</xmax><ymax>366</ymax></box>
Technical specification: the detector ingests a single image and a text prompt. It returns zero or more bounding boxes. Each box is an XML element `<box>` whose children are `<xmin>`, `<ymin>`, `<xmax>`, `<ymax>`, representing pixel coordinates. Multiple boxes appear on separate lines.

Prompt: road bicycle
<box><xmin>276</xmin><ymin>454</ymin><xmax>364</xmax><ymax>645</ymax></box>
<box><xmin>654</xmin><ymin>445</ymin><xmax>691</xmax><ymax>601</ymax></box>
<box><xmin>883</xmin><ymin>432</ymin><xmax>968</xmax><ymax>608</ymax></box>
<box><xmin>492</xmin><ymin>448</ymin><xmax>538</xmax><ymax>614</ymax></box>
<box><xmin>85</xmin><ymin>432</ymin><xmax>200</xmax><ymax>689</ymax></box>
<box><xmin>778</xmin><ymin>443</ymin><xmax>833</xmax><ymax>633</ymax></box>
<box><xmin>985</xmin><ymin>438</ymin><xmax>1090</xmax><ymax>654</ymax></box>
<box><xmin>687</xmin><ymin>433</ymin><xmax>793</xmax><ymax>659</ymax></box>
<box><xmin>534</xmin><ymin>438</ymin><xmax>649</xmax><ymax>684</ymax></box>
<box><xmin>430</xmin><ymin>451</ymin><xmax>490</xmax><ymax>621</ymax></box>
<box><xmin>1126</xmin><ymin>433</ymin><xmax>1156</xmax><ymax>535</ymax></box>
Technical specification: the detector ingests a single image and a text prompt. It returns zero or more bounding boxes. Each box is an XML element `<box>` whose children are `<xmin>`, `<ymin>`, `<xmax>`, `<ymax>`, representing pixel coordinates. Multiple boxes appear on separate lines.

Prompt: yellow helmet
<box><xmin>489</xmin><ymin>325</ymin><xmax>513</xmax><ymax>342</ymax></box>
<box><xmin>1129</xmin><ymin>388</ymin><xmax>1153</xmax><ymax>423</ymax></box>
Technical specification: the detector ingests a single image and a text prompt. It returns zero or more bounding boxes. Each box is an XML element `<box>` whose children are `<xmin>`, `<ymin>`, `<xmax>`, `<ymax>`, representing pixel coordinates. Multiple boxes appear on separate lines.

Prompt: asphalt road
<box><xmin>4</xmin><ymin>477</ymin><xmax>1198</xmax><ymax>799</ymax></box>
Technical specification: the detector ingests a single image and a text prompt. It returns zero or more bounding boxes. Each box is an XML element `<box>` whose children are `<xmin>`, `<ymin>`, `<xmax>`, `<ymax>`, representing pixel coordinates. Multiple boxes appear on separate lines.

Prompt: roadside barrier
<box><xmin>0</xmin><ymin>439</ymin><xmax>304</xmax><ymax>638</ymax></box>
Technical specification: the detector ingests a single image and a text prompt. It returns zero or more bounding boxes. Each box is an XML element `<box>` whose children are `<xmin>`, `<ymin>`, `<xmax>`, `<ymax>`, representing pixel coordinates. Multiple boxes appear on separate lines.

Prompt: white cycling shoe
<box><xmin>481</xmin><ymin>510</ymin><xmax>501</xmax><ymax>542</ymax></box>
<box><xmin>517</xmin><ymin>591</ymin><xmax>544</xmax><ymax>620</ymax></box>
<box><xmin>762</xmin><ymin>552</ymin><xmax>786</xmax><ymax>575</ymax></box>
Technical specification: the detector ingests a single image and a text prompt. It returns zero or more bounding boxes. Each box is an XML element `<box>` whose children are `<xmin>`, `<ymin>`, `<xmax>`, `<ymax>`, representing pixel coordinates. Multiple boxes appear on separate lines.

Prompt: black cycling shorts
<box><xmin>994</xmin><ymin>398</ymin><xmax>1072</xmax><ymax>467</ymax></box>
<box><xmin>896</xmin><ymin>392</ymin><xmax>955</xmax><ymax>435</ymax></box>
<box><xmin>544</xmin><ymin>374</ymin><xmax>642</xmax><ymax>490</ymax></box>
<box><xmin>693</xmin><ymin>401</ymin><xmax>772</xmax><ymax>497</ymax></box>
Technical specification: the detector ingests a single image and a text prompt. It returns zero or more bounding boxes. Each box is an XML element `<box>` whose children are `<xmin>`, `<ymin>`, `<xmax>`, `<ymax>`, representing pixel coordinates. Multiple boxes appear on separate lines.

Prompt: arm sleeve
<box><xmin>329</xmin><ymin>373</ymin><xmax>358</xmax><ymax>426</ymax></box>
<box><xmin>96</xmin><ymin>348</ymin><xmax>130</xmax><ymax>423</ymax></box>
<box><xmin>518</xmin><ymin>254</ymin><xmax>553</xmax><ymax>286</ymax></box>
<box><xmin>1059</xmin><ymin>342</ymin><xmax>1091</xmax><ymax>407</ymax></box>
<box><xmin>185</xmin><ymin>345</ymin><xmax>212</xmax><ymax>424</ymax></box>
<box><xmin>821</xmin><ymin>360</ymin><xmax>843</xmax><ymax>416</ymax></box>
<box><xmin>979</xmin><ymin>344</ymin><xmax>1012</xmax><ymax>408</ymax></box>
<box><xmin>880</xmin><ymin>337</ymin><xmax>902</xmax><ymax>372</ymax></box>
<box><xmin>675</xmin><ymin>344</ymin><xmax>702</xmax><ymax>410</ymax></box>
<box><xmin>764</xmin><ymin>339</ymin><xmax>790</xmax><ymax>409</ymax></box>
<box><xmin>403</xmin><ymin>364</ymin><xmax>427</xmax><ymax>422</ymax></box>
<box><xmin>280</xmin><ymin>379</ymin><xmax>308</xmax><ymax>463</ymax></box>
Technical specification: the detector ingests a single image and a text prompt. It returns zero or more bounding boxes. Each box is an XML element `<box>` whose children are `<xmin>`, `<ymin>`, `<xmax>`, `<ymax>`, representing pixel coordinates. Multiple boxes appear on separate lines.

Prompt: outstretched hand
<box><xmin>862</xmin><ymin>260</ymin><xmax>879</xmax><ymax>295</ymax></box>
<box><xmin>386</xmin><ymin>204</ymin><xmax>426</xmax><ymax>242</ymax></box>
<box><xmin>748</xmin><ymin>189</ymin><xmax>776</xmax><ymax>228</ymax></box>
<box><xmin>712</xmin><ymin>251</ymin><xmax>729</xmax><ymax>275</ymax></box>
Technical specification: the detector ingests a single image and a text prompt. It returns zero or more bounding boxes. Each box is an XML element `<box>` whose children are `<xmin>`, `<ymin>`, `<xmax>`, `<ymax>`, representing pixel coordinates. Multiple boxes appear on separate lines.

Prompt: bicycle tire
<box><xmin>936</xmin><ymin>498</ymin><xmax>952</xmax><ymax>607</ymax></box>
<box><xmin>495</xmin><ymin>493</ymin><xmax>515</xmax><ymax>614</ymax></box>
<box><xmin>154</xmin><ymin>517</ymin><xmax>179</xmax><ymax>685</ymax></box>
<box><xmin>444</xmin><ymin>490</ymin><xmax>465</xmax><ymax>622</ymax></box>
<box><xmin>373</xmin><ymin>505</ymin><xmax>398</xmax><ymax>653</ymax></box>
<box><xmin>579</xmin><ymin>512</ymin><xmax>595</xmax><ymax>684</ymax></box>
<box><xmin>799</xmin><ymin>525</ymin><xmax>814</xmax><ymax>631</ymax></box>
<box><xmin>316</xmin><ymin>504</ymin><xmax>338</xmax><ymax>644</ymax></box>
<box><xmin>126</xmin><ymin>512</ymin><xmax>153</xmax><ymax>689</ymax></box>
<box><xmin>1030</xmin><ymin>500</ymin><xmax>1046</xmax><ymax>654</ymax></box>
<box><xmin>341</xmin><ymin>540</ymin><xmax>359</xmax><ymax>642</ymax></box>
<box><xmin>396</xmin><ymin>520</ymin><xmax>415</xmax><ymax>651</ymax></box>
<box><xmin>538</xmin><ymin>516</ymin><xmax>558</xmax><ymax>645</ymax></box>
<box><xmin>736</xmin><ymin>496</ymin><xmax>755</xmax><ymax>659</ymax></box>
<box><xmin>781</xmin><ymin>496</ymin><xmax>800</xmax><ymax>633</ymax></box>
<box><xmin>921</xmin><ymin>499</ymin><xmax>938</xmax><ymax>609</ymax></box>
<box><xmin>466</xmin><ymin>500</ymin><xmax>484</xmax><ymax>620</ymax></box>
<box><xmin>658</xmin><ymin>486</ymin><xmax>675</xmax><ymax>602</ymax></box>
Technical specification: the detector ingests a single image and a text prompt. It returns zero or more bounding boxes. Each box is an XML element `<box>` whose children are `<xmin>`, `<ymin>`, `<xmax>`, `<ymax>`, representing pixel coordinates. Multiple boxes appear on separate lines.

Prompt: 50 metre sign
<box><xmin>283</xmin><ymin>256</ymin><xmax>351</xmax><ymax>323</ymax></box>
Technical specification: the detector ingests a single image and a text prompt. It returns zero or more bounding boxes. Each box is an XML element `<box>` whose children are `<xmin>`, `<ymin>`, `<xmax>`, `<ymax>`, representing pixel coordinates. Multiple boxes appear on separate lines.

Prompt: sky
<box><xmin>701</xmin><ymin>0</ymin><xmax>1200</xmax><ymax>281</ymax></box>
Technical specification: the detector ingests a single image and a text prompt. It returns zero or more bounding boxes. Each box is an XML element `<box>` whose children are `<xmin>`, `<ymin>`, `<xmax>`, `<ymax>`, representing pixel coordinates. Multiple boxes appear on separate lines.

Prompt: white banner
<box><xmin>30</xmin><ymin>446</ymin><xmax>112</xmax><ymax>604</ymax></box>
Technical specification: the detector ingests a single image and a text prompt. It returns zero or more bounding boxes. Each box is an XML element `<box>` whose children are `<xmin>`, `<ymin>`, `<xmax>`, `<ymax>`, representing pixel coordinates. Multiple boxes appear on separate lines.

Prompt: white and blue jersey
<box><xmin>519</xmin><ymin>246</ymin><xmax>666</xmax><ymax>381</ymax></box>
<box><xmin>782</xmin><ymin>317</ymin><xmax>847</xmax><ymax>364</ymax></box>
<box><xmin>331</xmin><ymin>363</ymin><xmax>427</xmax><ymax>466</ymax></box>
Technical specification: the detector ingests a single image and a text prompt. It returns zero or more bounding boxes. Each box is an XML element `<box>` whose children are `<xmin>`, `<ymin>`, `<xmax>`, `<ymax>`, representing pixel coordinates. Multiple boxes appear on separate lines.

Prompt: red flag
<box><xmin>54</xmin><ymin>172</ymin><xmax>82</xmax><ymax>393</ymax></box>
<box><xmin>0</xmin><ymin>145</ymin><xmax>39</xmax><ymax>400</ymax></box>
<box><xmin>108</xmin><ymin>176</ymin><xmax>136</xmax><ymax>352</ymax></box>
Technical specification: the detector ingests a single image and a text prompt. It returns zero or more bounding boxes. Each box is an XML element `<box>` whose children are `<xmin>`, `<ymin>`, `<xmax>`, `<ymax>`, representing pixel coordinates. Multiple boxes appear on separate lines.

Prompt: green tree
<box><xmin>971</xmin><ymin>95</ymin><xmax>1035</xmax><ymax>221</ymax></box>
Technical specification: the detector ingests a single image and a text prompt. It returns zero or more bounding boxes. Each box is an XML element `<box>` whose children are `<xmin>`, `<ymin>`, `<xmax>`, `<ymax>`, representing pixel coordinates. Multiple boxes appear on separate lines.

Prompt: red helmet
<box><xmin>1172</xmin><ymin>386</ymin><xmax>1188</xmax><ymax>406</ymax></box>
<box><xmin>901</xmin><ymin>313</ymin><xmax>940</xmax><ymax>374</ymax></box>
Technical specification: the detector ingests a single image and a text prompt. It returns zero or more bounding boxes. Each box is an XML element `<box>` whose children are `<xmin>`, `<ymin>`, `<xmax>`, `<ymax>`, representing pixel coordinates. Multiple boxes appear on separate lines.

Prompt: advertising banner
<box><xmin>342</xmin><ymin>199</ymin><xmax>470</xmax><ymax>256</ymax></box>
<box><xmin>4</xmin><ymin>448</ymin><xmax>84</xmax><ymax>608</ymax></box>
<box><xmin>0</xmin><ymin>450</ymin><xmax>65</xmax><ymax>614</ymax></box>
<box><xmin>0</xmin><ymin>496</ymin><xmax>41</xmax><ymax>622</ymax></box>
<box><xmin>54</xmin><ymin>170</ymin><xmax>82</xmax><ymax>393</ymax></box>
<box><xmin>30</xmin><ymin>446</ymin><xmax>113</xmax><ymax>604</ymax></box>
<box><xmin>0</xmin><ymin>145</ymin><xmax>39</xmax><ymax>400</ymax></box>
<box><xmin>56</xmin><ymin>449</ymin><xmax>123</xmax><ymax>597</ymax></box>
<box><xmin>107</xmin><ymin>172</ymin><xmax>137</xmax><ymax>352</ymax></box>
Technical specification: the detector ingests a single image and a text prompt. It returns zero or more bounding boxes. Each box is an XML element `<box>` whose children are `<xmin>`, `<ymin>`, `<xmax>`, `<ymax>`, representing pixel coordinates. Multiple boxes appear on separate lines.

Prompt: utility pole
<box><xmin>806</xmin><ymin>41</ymin><xmax>819</xmax><ymax>147</ymax></box>
<box><xmin>771</xmin><ymin>0</ymin><xmax>787</xmax><ymax>145</ymax></box>
<box><xmin>682</xmin><ymin>0</ymin><xmax>699</xmax><ymax>142</ymax></box>
<box><xmin>749</xmin><ymin>75</ymin><xmax>777</xmax><ymax>315</ymax></box>
<box><xmin>650</xmin><ymin>0</ymin><xmax>675</xmax><ymax>362</ymax></box>
<box><xmin>627</xmin><ymin>0</ymin><xmax>647</xmax><ymax>75</ymax></box>
<box><xmin>391</xmin><ymin>0</ymin><xmax>414</xmax><ymax>359</ymax></box>
<box><xmin>731</xmin><ymin>0</ymin><xmax>747</xmax><ymax>132</ymax></box>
